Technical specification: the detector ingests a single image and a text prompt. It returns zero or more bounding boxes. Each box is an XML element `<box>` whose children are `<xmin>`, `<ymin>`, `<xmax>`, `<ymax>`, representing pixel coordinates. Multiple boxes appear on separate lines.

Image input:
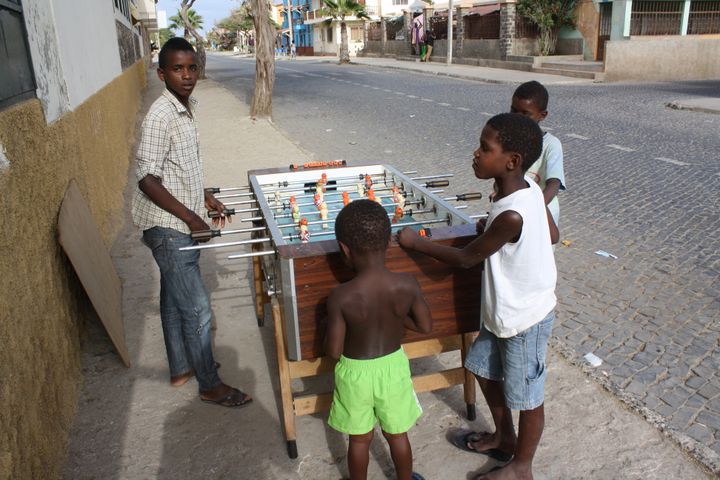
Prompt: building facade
<box><xmin>0</xmin><ymin>1</ymin><xmax>156</xmax><ymax>477</ymax></box>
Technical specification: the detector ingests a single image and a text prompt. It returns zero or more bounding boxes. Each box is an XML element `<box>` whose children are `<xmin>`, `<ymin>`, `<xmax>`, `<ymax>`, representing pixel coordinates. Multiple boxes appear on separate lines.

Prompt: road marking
<box><xmin>383</xmin><ymin>89</ymin><xmax>392</xmax><ymax>92</ymax></box>
<box><xmin>480</xmin><ymin>111</ymin><xmax>493</xmax><ymax>116</ymax></box>
<box><xmin>407</xmin><ymin>95</ymin><xmax>418</xmax><ymax>99</ymax></box>
<box><xmin>655</xmin><ymin>157</ymin><xmax>690</xmax><ymax>166</ymax></box>
<box><xmin>394</xmin><ymin>91</ymin><xmax>406</xmax><ymax>95</ymax></box>
<box><xmin>361</xmin><ymin>84</ymin><xmax>370</xmax><ymax>88</ymax></box>
<box><xmin>543</xmin><ymin>126</ymin><xmax>553</xmax><ymax>131</ymax></box>
<box><xmin>372</xmin><ymin>86</ymin><xmax>380</xmax><ymax>90</ymax></box>
<box><xmin>607</xmin><ymin>144</ymin><xmax>636</xmax><ymax>152</ymax></box>
<box><xmin>421</xmin><ymin>98</ymin><xmax>433</xmax><ymax>102</ymax></box>
<box><xmin>438</xmin><ymin>102</ymin><xmax>451</xmax><ymax>107</ymax></box>
<box><xmin>289</xmin><ymin>74</ymin><xmax>303</xmax><ymax>78</ymax></box>
<box><xmin>457</xmin><ymin>107</ymin><xmax>471</xmax><ymax>111</ymax></box>
<box><xmin>566</xmin><ymin>133</ymin><xmax>589</xmax><ymax>140</ymax></box>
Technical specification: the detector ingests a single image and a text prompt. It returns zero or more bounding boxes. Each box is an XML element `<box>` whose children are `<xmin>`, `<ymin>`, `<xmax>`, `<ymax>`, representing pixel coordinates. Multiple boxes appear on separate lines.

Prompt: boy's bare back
<box><xmin>326</xmin><ymin>267</ymin><xmax>431</xmax><ymax>360</ymax></box>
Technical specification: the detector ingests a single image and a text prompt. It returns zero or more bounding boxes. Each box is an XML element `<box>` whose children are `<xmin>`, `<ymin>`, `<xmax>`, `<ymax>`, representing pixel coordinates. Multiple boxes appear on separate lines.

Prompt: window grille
<box><xmin>688</xmin><ymin>0</ymin><xmax>720</xmax><ymax>34</ymax></box>
<box><xmin>0</xmin><ymin>0</ymin><xmax>36</xmax><ymax>109</ymax></box>
<box><xmin>630</xmin><ymin>0</ymin><xmax>684</xmax><ymax>35</ymax></box>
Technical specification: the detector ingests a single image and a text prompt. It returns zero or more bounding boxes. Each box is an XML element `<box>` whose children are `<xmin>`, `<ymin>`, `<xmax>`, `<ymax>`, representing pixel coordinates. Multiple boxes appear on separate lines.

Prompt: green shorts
<box><xmin>328</xmin><ymin>348</ymin><xmax>422</xmax><ymax>435</ymax></box>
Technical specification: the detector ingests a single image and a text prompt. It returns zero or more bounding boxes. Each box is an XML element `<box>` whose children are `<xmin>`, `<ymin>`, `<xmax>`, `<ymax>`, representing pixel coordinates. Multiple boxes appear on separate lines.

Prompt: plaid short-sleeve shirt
<box><xmin>131</xmin><ymin>89</ymin><xmax>204</xmax><ymax>234</ymax></box>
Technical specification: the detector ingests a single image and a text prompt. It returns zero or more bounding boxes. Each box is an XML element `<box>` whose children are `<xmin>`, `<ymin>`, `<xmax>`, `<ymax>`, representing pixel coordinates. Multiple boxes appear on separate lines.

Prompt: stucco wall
<box><xmin>360</xmin><ymin>39</ymin><xmax>412</xmax><ymax>56</ymax></box>
<box><xmin>50</xmin><ymin>0</ymin><xmax>123</xmax><ymax>109</ymax></box>
<box><xmin>604</xmin><ymin>37</ymin><xmax>720</xmax><ymax>81</ymax></box>
<box><xmin>461</xmin><ymin>39</ymin><xmax>502</xmax><ymax>59</ymax></box>
<box><xmin>0</xmin><ymin>59</ymin><xmax>146</xmax><ymax>480</ymax></box>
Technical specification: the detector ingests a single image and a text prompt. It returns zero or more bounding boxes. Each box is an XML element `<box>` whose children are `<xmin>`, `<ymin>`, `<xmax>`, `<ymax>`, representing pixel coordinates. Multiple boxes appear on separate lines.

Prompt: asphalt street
<box><xmin>205</xmin><ymin>54</ymin><xmax>720</xmax><ymax>468</ymax></box>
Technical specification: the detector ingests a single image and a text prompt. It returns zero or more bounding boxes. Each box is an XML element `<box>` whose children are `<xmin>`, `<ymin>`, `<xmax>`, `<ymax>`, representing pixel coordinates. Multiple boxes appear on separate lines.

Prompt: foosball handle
<box><xmin>191</xmin><ymin>230</ymin><xmax>221</xmax><ymax>241</ymax></box>
<box><xmin>418</xmin><ymin>228</ymin><xmax>432</xmax><ymax>238</ymax></box>
<box><xmin>456</xmin><ymin>192</ymin><xmax>483</xmax><ymax>201</ymax></box>
<box><xmin>425</xmin><ymin>180</ymin><xmax>450</xmax><ymax>188</ymax></box>
<box><xmin>204</xmin><ymin>187</ymin><xmax>220</xmax><ymax>194</ymax></box>
<box><xmin>208</xmin><ymin>208</ymin><xmax>236</xmax><ymax>219</ymax></box>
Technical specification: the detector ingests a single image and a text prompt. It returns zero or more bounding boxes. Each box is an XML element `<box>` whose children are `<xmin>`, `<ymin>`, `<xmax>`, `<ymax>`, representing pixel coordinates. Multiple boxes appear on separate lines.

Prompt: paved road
<box><xmin>205</xmin><ymin>54</ymin><xmax>720</xmax><ymax>470</ymax></box>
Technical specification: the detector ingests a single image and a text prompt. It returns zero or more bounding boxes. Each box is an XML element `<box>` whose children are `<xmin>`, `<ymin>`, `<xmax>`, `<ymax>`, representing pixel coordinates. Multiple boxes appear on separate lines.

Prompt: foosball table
<box><xmin>187</xmin><ymin>162</ymin><xmax>485</xmax><ymax>458</ymax></box>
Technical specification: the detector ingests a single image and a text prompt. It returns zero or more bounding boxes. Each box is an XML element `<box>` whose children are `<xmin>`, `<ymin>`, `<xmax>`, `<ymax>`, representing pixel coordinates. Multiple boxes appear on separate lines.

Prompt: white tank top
<box><xmin>481</xmin><ymin>178</ymin><xmax>557</xmax><ymax>337</ymax></box>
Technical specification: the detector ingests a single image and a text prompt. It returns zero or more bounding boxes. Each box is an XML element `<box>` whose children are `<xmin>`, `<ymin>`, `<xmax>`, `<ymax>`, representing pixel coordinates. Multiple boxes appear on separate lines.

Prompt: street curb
<box><xmin>550</xmin><ymin>337</ymin><xmax>720</xmax><ymax>476</ymax></box>
<box><xmin>348</xmin><ymin>61</ymin><xmax>509</xmax><ymax>84</ymax></box>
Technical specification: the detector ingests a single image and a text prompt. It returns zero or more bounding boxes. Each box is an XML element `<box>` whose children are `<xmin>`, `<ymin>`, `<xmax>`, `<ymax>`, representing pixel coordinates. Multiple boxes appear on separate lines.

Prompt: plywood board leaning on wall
<box><xmin>57</xmin><ymin>179</ymin><xmax>130</xmax><ymax>367</ymax></box>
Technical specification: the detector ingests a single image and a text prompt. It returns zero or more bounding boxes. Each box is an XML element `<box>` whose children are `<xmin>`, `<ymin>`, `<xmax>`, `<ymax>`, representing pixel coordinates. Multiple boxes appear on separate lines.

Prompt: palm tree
<box><xmin>320</xmin><ymin>0</ymin><xmax>370</xmax><ymax>64</ymax></box>
<box><xmin>168</xmin><ymin>8</ymin><xmax>204</xmax><ymax>39</ymax></box>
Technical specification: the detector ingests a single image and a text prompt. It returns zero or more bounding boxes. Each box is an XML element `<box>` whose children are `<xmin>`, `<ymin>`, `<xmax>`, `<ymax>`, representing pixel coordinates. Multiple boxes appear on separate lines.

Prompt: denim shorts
<box><xmin>465</xmin><ymin>311</ymin><xmax>555</xmax><ymax>411</ymax></box>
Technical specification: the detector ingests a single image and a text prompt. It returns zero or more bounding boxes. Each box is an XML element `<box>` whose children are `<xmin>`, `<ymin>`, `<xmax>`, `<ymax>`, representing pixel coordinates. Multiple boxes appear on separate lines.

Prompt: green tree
<box><xmin>168</xmin><ymin>8</ymin><xmax>204</xmax><ymax>39</ymax></box>
<box><xmin>517</xmin><ymin>0</ymin><xmax>577</xmax><ymax>56</ymax></box>
<box><xmin>320</xmin><ymin>0</ymin><xmax>370</xmax><ymax>64</ymax></box>
<box><xmin>158</xmin><ymin>28</ymin><xmax>174</xmax><ymax>47</ymax></box>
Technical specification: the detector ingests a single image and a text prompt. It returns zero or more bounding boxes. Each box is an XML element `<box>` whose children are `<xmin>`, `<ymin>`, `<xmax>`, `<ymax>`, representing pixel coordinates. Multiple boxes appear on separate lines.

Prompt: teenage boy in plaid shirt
<box><xmin>132</xmin><ymin>38</ymin><xmax>251</xmax><ymax>408</ymax></box>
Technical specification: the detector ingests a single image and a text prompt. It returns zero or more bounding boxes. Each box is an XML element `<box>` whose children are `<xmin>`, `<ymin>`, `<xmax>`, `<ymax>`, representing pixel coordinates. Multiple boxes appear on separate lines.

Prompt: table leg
<box><xmin>462</xmin><ymin>332</ymin><xmax>477</xmax><ymax>421</ymax></box>
<box><xmin>272</xmin><ymin>300</ymin><xmax>298</xmax><ymax>458</ymax></box>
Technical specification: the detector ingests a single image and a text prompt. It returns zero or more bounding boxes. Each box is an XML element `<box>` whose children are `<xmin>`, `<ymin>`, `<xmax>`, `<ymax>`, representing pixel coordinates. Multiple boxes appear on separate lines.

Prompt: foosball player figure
<box><xmin>364</xmin><ymin>174</ymin><xmax>373</xmax><ymax>192</ymax></box>
<box><xmin>315</xmin><ymin>183</ymin><xmax>325</xmax><ymax>200</ymax></box>
<box><xmin>290</xmin><ymin>196</ymin><xmax>300</xmax><ymax>222</ymax></box>
<box><xmin>319</xmin><ymin>202</ymin><xmax>329</xmax><ymax>229</ymax></box>
<box><xmin>317</xmin><ymin>173</ymin><xmax>328</xmax><ymax>192</ymax></box>
<box><xmin>357</xmin><ymin>182</ymin><xmax>365</xmax><ymax>196</ymax></box>
<box><xmin>367</xmin><ymin>189</ymin><xmax>383</xmax><ymax>205</ymax></box>
<box><xmin>392</xmin><ymin>186</ymin><xmax>406</xmax><ymax>209</ymax></box>
<box><xmin>299</xmin><ymin>218</ymin><xmax>310</xmax><ymax>243</ymax></box>
<box><xmin>392</xmin><ymin>206</ymin><xmax>404</xmax><ymax>224</ymax></box>
<box><xmin>342</xmin><ymin>191</ymin><xmax>350</xmax><ymax>206</ymax></box>
<box><xmin>314</xmin><ymin>193</ymin><xmax>323</xmax><ymax>209</ymax></box>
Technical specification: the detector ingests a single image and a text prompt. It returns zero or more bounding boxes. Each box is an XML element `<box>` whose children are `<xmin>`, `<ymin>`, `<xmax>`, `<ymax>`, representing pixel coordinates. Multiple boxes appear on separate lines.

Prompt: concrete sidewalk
<box><xmin>274</xmin><ymin>53</ymin><xmax>592</xmax><ymax>85</ymax></box>
<box><xmin>61</xmin><ymin>70</ymin><xmax>713</xmax><ymax>479</ymax></box>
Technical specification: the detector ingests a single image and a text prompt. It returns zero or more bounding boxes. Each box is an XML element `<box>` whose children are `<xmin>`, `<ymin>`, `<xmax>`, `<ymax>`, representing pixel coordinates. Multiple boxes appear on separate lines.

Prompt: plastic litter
<box><xmin>595</xmin><ymin>250</ymin><xmax>618</xmax><ymax>259</ymax></box>
<box><xmin>584</xmin><ymin>352</ymin><xmax>603</xmax><ymax>367</ymax></box>
<box><xmin>561</xmin><ymin>240</ymin><xmax>572</xmax><ymax>247</ymax></box>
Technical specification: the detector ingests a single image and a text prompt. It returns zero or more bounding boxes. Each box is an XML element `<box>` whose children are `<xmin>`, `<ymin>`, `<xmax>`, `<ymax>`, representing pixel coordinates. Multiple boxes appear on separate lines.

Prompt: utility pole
<box><xmin>447</xmin><ymin>0</ymin><xmax>453</xmax><ymax>65</ymax></box>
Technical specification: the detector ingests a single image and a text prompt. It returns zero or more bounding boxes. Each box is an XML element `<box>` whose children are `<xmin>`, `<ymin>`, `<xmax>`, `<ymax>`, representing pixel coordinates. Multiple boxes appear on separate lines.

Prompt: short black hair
<box><xmin>487</xmin><ymin>113</ymin><xmax>543</xmax><ymax>172</ymax></box>
<box><xmin>335</xmin><ymin>199</ymin><xmax>391</xmax><ymax>254</ymax></box>
<box><xmin>513</xmin><ymin>81</ymin><xmax>549</xmax><ymax>111</ymax></box>
<box><xmin>159</xmin><ymin>37</ymin><xmax>196</xmax><ymax>69</ymax></box>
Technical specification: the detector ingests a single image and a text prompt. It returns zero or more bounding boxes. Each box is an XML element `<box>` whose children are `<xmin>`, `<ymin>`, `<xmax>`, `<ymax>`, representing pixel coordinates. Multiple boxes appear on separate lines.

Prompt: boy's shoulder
<box><xmin>543</xmin><ymin>132</ymin><xmax>563</xmax><ymax>150</ymax></box>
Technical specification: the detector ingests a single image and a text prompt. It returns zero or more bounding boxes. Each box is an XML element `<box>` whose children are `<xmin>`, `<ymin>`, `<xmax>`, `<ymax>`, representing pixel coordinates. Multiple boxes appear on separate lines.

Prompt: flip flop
<box><xmin>201</xmin><ymin>387</ymin><xmax>252</xmax><ymax>408</ymax></box>
<box><xmin>411</xmin><ymin>473</ymin><xmax>425</xmax><ymax>480</ymax></box>
<box><xmin>449</xmin><ymin>430</ymin><xmax>513</xmax><ymax>462</ymax></box>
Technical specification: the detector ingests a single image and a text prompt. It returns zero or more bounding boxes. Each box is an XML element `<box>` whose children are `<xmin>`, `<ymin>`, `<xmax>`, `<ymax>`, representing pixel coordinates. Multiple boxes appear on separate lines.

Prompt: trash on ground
<box><xmin>561</xmin><ymin>240</ymin><xmax>572</xmax><ymax>247</ymax></box>
<box><xmin>584</xmin><ymin>352</ymin><xmax>603</xmax><ymax>367</ymax></box>
<box><xmin>325</xmin><ymin>128</ymin><xmax>333</xmax><ymax>132</ymax></box>
<box><xmin>595</xmin><ymin>250</ymin><xmax>618</xmax><ymax>259</ymax></box>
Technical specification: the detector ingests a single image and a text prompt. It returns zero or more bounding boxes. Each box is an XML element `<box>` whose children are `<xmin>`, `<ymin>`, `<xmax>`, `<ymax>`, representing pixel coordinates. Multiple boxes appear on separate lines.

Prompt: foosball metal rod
<box><xmin>469</xmin><ymin>214</ymin><xmax>489</xmax><ymax>220</ymax></box>
<box><xmin>191</xmin><ymin>226</ymin><xmax>266</xmax><ymax>241</ymax></box>
<box><xmin>215</xmin><ymin>191</ymin><xmax>257</xmax><ymax>200</ymax></box>
<box><xmin>221</xmin><ymin>198</ymin><xmax>259</xmax><ymax>207</ymax></box>
<box><xmin>277</xmin><ymin>208</ymin><xmax>439</xmax><ymax>230</ymax></box>
<box><xmin>179</xmin><ymin>237</ymin><xmax>271</xmax><ymax>251</ymax></box>
<box><xmin>227</xmin><ymin>250</ymin><xmax>276</xmax><ymax>260</ymax></box>
<box><xmin>282</xmin><ymin>216</ymin><xmax>451</xmax><ymax>241</ymax></box>
<box><xmin>205</xmin><ymin>186</ymin><xmax>251</xmax><ymax>194</ymax></box>
<box><xmin>265</xmin><ymin>180</ymin><xmax>450</xmax><ymax>203</ymax></box>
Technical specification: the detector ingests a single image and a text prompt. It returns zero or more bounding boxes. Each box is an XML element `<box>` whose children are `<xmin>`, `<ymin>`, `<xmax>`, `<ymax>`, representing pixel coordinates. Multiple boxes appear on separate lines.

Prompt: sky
<box><xmin>156</xmin><ymin>0</ymin><xmax>243</xmax><ymax>35</ymax></box>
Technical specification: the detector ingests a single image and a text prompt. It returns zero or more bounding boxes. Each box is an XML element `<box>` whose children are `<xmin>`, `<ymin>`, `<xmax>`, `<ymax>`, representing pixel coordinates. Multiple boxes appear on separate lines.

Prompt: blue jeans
<box><xmin>465</xmin><ymin>311</ymin><xmax>555</xmax><ymax>410</ymax></box>
<box><xmin>142</xmin><ymin>227</ymin><xmax>221</xmax><ymax>392</ymax></box>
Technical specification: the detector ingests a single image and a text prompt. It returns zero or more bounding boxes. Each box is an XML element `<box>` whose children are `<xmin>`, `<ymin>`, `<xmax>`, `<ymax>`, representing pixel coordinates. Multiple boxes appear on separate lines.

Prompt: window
<box><xmin>0</xmin><ymin>0</ymin><xmax>36</xmax><ymax>109</ymax></box>
<box><xmin>327</xmin><ymin>26</ymin><xmax>333</xmax><ymax>42</ymax></box>
<box><xmin>350</xmin><ymin>26</ymin><xmax>363</xmax><ymax>41</ymax></box>
<box><xmin>393</xmin><ymin>0</ymin><xmax>408</xmax><ymax>5</ymax></box>
<box><xmin>114</xmin><ymin>0</ymin><xmax>130</xmax><ymax>22</ymax></box>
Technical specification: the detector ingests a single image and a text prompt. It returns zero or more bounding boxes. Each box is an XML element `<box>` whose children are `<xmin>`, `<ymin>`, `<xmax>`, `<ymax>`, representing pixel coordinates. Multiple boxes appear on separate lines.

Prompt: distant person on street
<box><xmin>422</xmin><ymin>30</ymin><xmax>434</xmax><ymax>62</ymax></box>
<box><xmin>291</xmin><ymin>41</ymin><xmax>297</xmax><ymax>59</ymax></box>
<box><xmin>132</xmin><ymin>38</ymin><xmax>252</xmax><ymax>408</ymax></box>
<box><xmin>326</xmin><ymin>200</ymin><xmax>432</xmax><ymax>480</ymax></box>
<box><xmin>398</xmin><ymin>113</ymin><xmax>559</xmax><ymax>480</ymax></box>
<box><xmin>510</xmin><ymin>81</ymin><xmax>566</xmax><ymax>226</ymax></box>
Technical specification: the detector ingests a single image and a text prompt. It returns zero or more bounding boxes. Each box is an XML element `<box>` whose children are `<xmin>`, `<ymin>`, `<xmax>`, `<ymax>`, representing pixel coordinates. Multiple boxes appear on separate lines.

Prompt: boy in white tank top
<box><xmin>398</xmin><ymin>113</ymin><xmax>558</xmax><ymax>480</ymax></box>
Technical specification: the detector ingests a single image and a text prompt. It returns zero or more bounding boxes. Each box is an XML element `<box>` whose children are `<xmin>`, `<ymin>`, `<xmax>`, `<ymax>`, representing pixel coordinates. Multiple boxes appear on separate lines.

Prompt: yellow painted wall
<box><xmin>575</xmin><ymin>0</ymin><xmax>600</xmax><ymax>60</ymax></box>
<box><xmin>0</xmin><ymin>59</ymin><xmax>147</xmax><ymax>480</ymax></box>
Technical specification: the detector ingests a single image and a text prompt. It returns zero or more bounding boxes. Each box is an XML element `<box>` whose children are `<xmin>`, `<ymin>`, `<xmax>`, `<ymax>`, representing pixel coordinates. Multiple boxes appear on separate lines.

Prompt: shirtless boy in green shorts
<box><xmin>325</xmin><ymin>199</ymin><xmax>432</xmax><ymax>480</ymax></box>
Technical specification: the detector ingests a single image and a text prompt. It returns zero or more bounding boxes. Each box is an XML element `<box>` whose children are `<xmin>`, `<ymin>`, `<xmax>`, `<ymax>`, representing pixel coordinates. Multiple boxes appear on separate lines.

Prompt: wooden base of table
<box><xmin>269</xmin><ymin>297</ymin><xmax>477</xmax><ymax>459</ymax></box>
